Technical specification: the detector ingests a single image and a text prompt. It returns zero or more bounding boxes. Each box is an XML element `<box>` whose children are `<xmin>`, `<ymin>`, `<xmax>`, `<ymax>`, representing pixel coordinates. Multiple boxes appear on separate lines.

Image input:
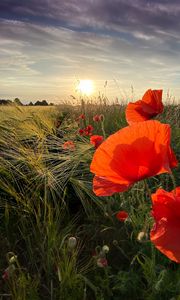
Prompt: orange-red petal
<box><xmin>151</xmin><ymin>218</ymin><xmax>180</xmax><ymax>263</ymax></box>
<box><xmin>142</xmin><ymin>89</ymin><xmax>163</xmax><ymax>113</ymax></box>
<box><xmin>90</xmin><ymin>135</ymin><xmax>104</xmax><ymax>149</ymax></box>
<box><xmin>93</xmin><ymin>176</ymin><xmax>131</xmax><ymax>196</ymax></box>
<box><xmin>116</xmin><ymin>210</ymin><xmax>129</xmax><ymax>222</ymax></box>
<box><xmin>90</xmin><ymin>121</ymin><xmax>177</xmax><ymax>192</ymax></box>
<box><xmin>151</xmin><ymin>188</ymin><xmax>180</xmax><ymax>263</ymax></box>
<box><xmin>126</xmin><ymin>89</ymin><xmax>163</xmax><ymax>125</ymax></box>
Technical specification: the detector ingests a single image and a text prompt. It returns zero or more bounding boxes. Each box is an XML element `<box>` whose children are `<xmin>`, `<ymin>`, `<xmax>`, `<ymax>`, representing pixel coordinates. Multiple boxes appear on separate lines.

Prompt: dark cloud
<box><xmin>0</xmin><ymin>0</ymin><xmax>180</xmax><ymax>34</ymax></box>
<box><xmin>1</xmin><ymin>0</ymin><xmax>180</xmax><ymax>101</ymax></box>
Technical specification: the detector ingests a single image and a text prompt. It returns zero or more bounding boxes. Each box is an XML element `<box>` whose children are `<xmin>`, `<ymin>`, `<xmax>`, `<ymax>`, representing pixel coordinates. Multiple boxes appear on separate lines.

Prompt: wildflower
<box><xmin>78</xmin><ymin>129</ymin><xmax>84</xmax><ymax>135</ymax></box>
<box><xmin>150</xmin><ymin>187</ymin><xmax>180</xmax><ymax>263</ymax></box>
<box><xmin>97</xmin><ymin>257</ymin><xmax>108</xmax><ymax>268</ymax></box>
<box><xmin>79</xmin><ymin>114</ymin><xmax>85</xmax><ymax>120</ymax></box>
<box><xmin>90</xmin><ymin>135</ymin><xmax>104</xmax><ymax>149</ymax></box>
<box><xmin>90</xmin><ymin>120</ymin><xmax>177</xmax><ymax>196</ymax></box>
<box><xmin>116</xmin><ymin>210</ymin><xmax>129</xmax><ymax>222</ymax></box>
<box><xmin>126</xmin><ymin>89</ymin><xmax>163</xmax><ymax>125</ymax></box>
<box><xmin>93</xmin><ymin>115</ymin><xmax>102</xmax><ymax>122</ymax></box>
<box><xmin>68</xmin><ymin>237</ymin><xmax>77</xmax><ymax>250</ymax></box>
<box><xmin>62</xmin><ymin>141</ymin><xmax>75</xmax><ymax>150</ymax></box>
<box><xmin>137</xmin><ymin>231</ymin><xmax>148</xmax><ymax>242</ymax></box>
<box><xmin>84</xmin><ymin>125</ymin><xmax>94</xmax><ymax>136</ymax></box>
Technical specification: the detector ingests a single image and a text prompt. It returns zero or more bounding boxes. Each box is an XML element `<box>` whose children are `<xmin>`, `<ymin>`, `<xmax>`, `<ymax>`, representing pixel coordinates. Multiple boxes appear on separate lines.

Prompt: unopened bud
<box><xmin>137</xmin><ymin>231</ymin><xmax>148</xmax><ymax>242</ymax></box>
<box><xmin>68</xmin><ymin>237</ymin><xmax>77</xmax><ymax>250</ymax></box>
<box><xmin>9</xmin><ymin>255</ymin><xmax>17</xmax><ymax>264</ymax></box>
<box><xmin>100</xmin><ymin>114</ymin><xmax>104</xmax><ymax>122</ymax></box>
<box><xmin>102</xmin><ymin>245</ymin><xmax>109</xmax><ymax>254</ymax></box>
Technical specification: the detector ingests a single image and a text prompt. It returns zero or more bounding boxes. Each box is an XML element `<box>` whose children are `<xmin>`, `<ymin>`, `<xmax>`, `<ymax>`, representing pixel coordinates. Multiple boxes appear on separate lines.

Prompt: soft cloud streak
<box><xmin>0</xmin><ymin>0</ymin><xmax>180</xmax><ymax>102</ymax></box>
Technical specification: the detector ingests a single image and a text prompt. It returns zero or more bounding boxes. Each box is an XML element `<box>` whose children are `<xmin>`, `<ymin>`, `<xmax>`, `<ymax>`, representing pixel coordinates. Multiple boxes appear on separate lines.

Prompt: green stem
<box><xmin>101</xmin><ymin>120</ymin><xmax>106</xmax><ymax>139</ymax></box>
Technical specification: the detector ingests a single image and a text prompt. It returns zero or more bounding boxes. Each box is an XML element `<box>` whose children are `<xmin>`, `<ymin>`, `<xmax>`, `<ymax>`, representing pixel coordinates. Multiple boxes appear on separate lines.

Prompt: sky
<box><xmin>1</xmin><ymin>0</ymin><xmax>180</xmax><ymax>103</ymax></box>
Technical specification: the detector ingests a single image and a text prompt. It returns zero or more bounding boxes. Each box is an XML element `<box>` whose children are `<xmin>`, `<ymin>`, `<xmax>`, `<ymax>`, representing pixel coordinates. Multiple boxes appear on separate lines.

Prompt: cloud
<box><xmin>1</xmin><ymin>1</ymin><xmax>180</xmax><ymax>101</ymax></box>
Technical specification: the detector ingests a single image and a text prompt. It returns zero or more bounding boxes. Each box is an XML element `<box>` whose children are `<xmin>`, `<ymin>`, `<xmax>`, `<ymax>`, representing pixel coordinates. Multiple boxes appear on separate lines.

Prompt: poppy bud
<box><xmin>9</xmin><ymin>255</ymin><xmax>17</xmax><ymax>264</ymax></box>
<box><xmin>137</xmin><ymin>231</ymin><xmax>148</xmax><ymax>242</ymax></box>
<box><xmin>93</xmin><ymin>115</ymin><xmax>101</xmax><ymax>122</ymax></box>
<box><xmin>99</xmin><ymin>114</ymin><xmax>104</xmax><ymax>122</ymax></box>
<box><xmin>102</xmin><ymin>245</ymin><xmax>109</xmax><ymax>254</ymax></box>
<box><xmin>68</xmin><ymin>237</ymin><xmax>77</xmax><ymax>250</ymax></box>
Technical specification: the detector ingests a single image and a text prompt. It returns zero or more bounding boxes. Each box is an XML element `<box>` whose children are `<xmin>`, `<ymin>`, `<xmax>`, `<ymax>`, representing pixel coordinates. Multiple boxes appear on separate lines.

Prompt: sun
<box><xmin>77</xmin><ymin>80</ymin><xmax>94</xmax><ymax>96</ymax></box>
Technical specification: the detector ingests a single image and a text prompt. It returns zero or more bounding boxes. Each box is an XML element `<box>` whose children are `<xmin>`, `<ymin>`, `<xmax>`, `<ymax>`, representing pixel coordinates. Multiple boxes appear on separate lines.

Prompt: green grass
<box><xmin>0</xmin><ymin>101</ymin><xmax>180</xmax><ymax>299</ymax></box>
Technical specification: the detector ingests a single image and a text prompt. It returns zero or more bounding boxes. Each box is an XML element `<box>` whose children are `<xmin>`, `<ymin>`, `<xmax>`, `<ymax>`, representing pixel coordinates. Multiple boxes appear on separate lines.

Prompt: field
<box><xmin>0</xmin><ymin>98</ymin><xmax>180</xmax><ymax>300</ymax></box>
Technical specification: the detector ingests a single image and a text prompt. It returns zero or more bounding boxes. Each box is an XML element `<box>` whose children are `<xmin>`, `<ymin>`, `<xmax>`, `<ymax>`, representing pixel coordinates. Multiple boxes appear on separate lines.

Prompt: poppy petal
<box><xmin>126</xmin><ymin>89</ymin><xmax>163</xmax><ymax>125</ymax></box>
<box><xmin>93</xmin><ymin>176</ymin><xmax>131</xmax><ymax>196</ymax></box>
<box><xmin>116</xmin><ymin>210</ymin><xmax>129</xmax><ymax>222</ymax></box>
<box><xmin>126</xmin><ymin>100</ymin><xmax>151</xmax><ymax>124</ymax></box>
<box><xmin>168</xmin><ymin>147</ymin><xmax>178</xmax><ymax>168</ymax></box>
<box><xmin>142</xmin><ymin>89</ymin><xmax>163</xmax><ymax>113</ymax></box>
<box><xmin>151</xmin><ymin>218</ymin><xmax>180</xmax><ymax>263</ymax></box>
<box><xmin>91</xmin><ymin>120</ymin><xmax>175</xmax><ymax>187</ymax></box>
<box><xmin>151</xmin><ymin>188</ymin><xmax>180</xmax><ymax>263</ymax></box>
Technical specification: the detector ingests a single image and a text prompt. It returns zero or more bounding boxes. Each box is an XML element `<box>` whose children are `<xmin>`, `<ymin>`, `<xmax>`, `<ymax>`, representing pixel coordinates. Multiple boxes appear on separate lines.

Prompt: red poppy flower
<box><xmin>78</xmin><ymin>129</ymin><xmax>84</xmax><ymax>135</ymax></box>
<box><xmin>90</xmin><ymin>135</ymin><xmax>104</xmax><ymax>149</ymax></box>
<box><xmin>116</xmin><ymin>210</ymin><xmax>129</xmax><ymax>222</ymax></box>
<box><xmin>90</xmin><ymin>120</ymin><xmax>177</xmax><ymax>196</ymax></box>
<box><xmin>150</xmin><ymin>187</ymin><xmax>180</xmax><ymax>263</ymax></box>
<box><xmin>93</xmin><ymin>115</ymin><xmax>102</xmax><ymax>122</ymax></box>
<box><xmin>62</xmin><ymin>141</ymin><xmax>75</xmax><ymax>150</ymax></box>
<box><xmin>79</xmin><ymin>114</ymin><xmax>85</xmax><ymax>120</ymax></box>
<box><xmin>126</xmin><ymin>89</ymin><xmax>163</xmax><ymax>125</ymax></box>
<box><xmin>85</xmin><ymin>125</ymin><xmax>94</xmax><ymax>136</ymax></box>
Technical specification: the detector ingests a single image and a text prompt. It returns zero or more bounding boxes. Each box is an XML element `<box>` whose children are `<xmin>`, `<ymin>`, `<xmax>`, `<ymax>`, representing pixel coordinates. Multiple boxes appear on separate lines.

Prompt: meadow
<box><xmin>0</xmin><ymin>94</ymin><xmax>180</xmax><ymax>300</ymax></box>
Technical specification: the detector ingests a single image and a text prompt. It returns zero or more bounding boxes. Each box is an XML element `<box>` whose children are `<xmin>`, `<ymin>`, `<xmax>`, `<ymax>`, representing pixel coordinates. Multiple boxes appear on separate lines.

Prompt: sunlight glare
<box><xmin>77</xmin><ymin>80</ymin><xmax>94</xmax><ymax>96</ymax></box>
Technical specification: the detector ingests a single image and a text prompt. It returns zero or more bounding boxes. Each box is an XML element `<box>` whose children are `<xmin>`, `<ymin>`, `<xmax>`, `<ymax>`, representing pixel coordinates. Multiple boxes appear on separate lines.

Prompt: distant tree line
<box><xmin>0</xmin><ymin>98</ymin><xmax>54</xmax><ymax>106</ymax></box>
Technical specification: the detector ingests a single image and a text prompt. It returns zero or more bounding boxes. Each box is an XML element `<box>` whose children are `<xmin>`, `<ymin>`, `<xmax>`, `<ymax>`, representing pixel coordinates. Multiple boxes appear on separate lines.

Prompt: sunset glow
<box><xmin>77</xmin><ymin>80</ymin><xmax>94</xmax><ymax>96</ymax></box>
